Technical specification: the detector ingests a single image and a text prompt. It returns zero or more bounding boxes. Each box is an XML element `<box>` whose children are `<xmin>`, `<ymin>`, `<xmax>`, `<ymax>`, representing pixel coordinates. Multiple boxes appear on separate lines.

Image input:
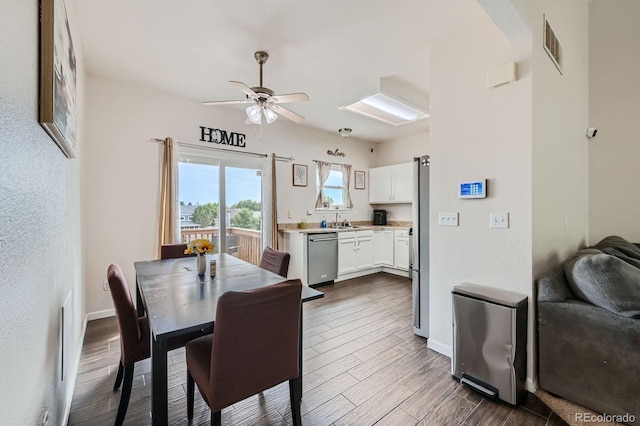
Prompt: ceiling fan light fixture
<box><xmin>246</xmin><ymin>105</ymin><xmax>262</xmax><ymax>124</ymax></box>
<box><xmin>341</xmin><ymin>91</ymin><xmax>429</xmax><ymax>126</ymax></box>
<box><xmin>338</xmin><ymin>128</ymin><xmax>352</xmax><ymax>138</ymax></box>
<box><xmin>264</xmin><ymin>108</ymin><xmax>278</xmax><ymax>124</ymax></box>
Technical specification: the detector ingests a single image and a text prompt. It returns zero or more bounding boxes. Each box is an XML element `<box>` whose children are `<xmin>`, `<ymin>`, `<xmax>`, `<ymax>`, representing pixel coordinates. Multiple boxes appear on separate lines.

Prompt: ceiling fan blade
<box><xmin>270</xmin><ymin>104</ymin><xmax>305</xmax><ymax>123</ymax></box>
<box><xmin>229</xmin><ymin>81</ymin><xmax>257</xmax><ymax>97</ymax></box>
<box><xmin>271</xmin><ymin>92</ymin><xmax>310</xmax><ymax>104</ymax></box>
<box><xmin>203</xmin><ymin>99</ymin><xmax>251</xmax><ymax>106</ymax></box>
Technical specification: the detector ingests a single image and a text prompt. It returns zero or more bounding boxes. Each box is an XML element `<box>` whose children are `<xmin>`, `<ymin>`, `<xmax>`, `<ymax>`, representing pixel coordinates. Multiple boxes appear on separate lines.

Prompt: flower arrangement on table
<box><xmin>184</xmin><ymin>239</ymin><xmax>214</xmax><ymax>256</ymax></box>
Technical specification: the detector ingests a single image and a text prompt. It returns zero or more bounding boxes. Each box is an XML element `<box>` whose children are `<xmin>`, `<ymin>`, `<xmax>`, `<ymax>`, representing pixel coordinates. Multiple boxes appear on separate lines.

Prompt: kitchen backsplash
<box><xmin>277</xmin><ymin>220</ymin><xmax>412</xmax><ymax>230</ymax></box>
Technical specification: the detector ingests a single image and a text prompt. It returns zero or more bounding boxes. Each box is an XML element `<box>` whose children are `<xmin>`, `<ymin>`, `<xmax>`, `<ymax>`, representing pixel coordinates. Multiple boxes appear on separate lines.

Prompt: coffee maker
<box><xmin>373</xmin><ymin>209</ymin><xmax>387</xmax><ymax>225</ymax></box>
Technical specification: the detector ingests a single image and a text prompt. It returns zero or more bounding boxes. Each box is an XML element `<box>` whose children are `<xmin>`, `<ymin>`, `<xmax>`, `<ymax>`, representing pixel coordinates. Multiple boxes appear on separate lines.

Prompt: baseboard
<box><xmin>427</xmin><ymin>338</ymin><xmax>453</xmax><ymax>358</ymax></box>
<box><xmin>62</xmin><ymin>314</ymin><xmax>88</xmax><ymax>426</ymax></box>
<box><xmin>381</xmin><ymin>267</ymin><xmax>410</xmax><ymax>278</ymax></box>
<box><xmin>87</xmin><ymin>308</ymin><xmax>115</xmax><ymax>321</ymax></box>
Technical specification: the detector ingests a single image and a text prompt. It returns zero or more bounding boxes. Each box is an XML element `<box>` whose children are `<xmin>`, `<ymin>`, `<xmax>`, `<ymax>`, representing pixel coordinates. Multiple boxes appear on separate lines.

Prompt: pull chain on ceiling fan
<box><xmin>203</xmin><ymin>51</ymin><xmax>310</xmax><ymax>125</ymax></box>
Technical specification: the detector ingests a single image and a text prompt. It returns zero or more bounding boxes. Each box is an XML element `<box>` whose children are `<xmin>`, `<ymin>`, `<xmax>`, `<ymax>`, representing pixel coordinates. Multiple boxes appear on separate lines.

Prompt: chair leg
<box><xmin>187</xmin><ymin>370</ymin><xmax>195</xmax><ymax>420</ymax></box>
<box><xmin>289</xmin><ymin>377</ymin><xmax>302</xmax><ymax>426</ymax></box>
<box><xmin>113</xmin><ymin>360</ymin><xmax>124</xmax><ymax>391</ymax></box>
<box><xmin>114</xmin><ymin>364</ymin><xmax>134</xmax><ymax>426</ymax></box>
<box><xmin>211</xmin><ymin>410</ymin><xmax>221</xmax><ymax>426</ymax></box>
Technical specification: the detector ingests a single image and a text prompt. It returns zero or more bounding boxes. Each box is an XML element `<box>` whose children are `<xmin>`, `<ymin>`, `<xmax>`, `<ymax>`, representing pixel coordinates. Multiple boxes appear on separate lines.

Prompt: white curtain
<box><xmin>315</xmin><ymin>161</ymin><xmax>332</xmax><ymax>208</ymax></box>
<box><xmin>157</xmin><ymin>137</ymin><xmax>179</xmax><ymax>258</ymax></box>
<box><xmin>341</xmin><ymin>164</ymin><xmax>354</xmax><ymax>209</ymax></box>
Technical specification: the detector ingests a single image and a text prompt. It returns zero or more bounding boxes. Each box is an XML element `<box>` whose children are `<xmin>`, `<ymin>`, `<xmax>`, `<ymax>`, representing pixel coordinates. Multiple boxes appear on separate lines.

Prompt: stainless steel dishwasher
<box><xmin>307</xmin><ymin>232</ymin><xmax>338</xmax><ymax>286</ymax></box>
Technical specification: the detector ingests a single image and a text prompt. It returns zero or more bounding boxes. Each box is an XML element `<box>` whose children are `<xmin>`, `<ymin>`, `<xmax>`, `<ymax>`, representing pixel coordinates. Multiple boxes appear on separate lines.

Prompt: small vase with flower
<box><xmin>184</xmin><ymin>239</ymin><xmax>214</xmax><ymax>276</ymax></box>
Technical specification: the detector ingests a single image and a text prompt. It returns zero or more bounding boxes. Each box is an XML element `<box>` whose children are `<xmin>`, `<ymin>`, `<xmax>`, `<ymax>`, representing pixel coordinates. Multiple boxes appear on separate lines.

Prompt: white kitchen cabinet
<box><xmin>338</xmin><ymin>230</ymin><xmax>374</xmax><ymax>276</ymax></box>
<box><xmin>373</xmin><ymin>230</ymin><xmax>394</xmax><ymax>267</ymax></box>
<box><xmin>338</xmin><ymin>234</ymin><xmax>357</xmax><ymax>275</ymax></box>
<box><xmin>394</xmin><ymin>229</ymin><xmax>410</xmax><ymax>270</ymax></box>
<box><xmin>369</xmin><ymin>162</ymin><xmax>413</xmax><ymax>204</ymax></box>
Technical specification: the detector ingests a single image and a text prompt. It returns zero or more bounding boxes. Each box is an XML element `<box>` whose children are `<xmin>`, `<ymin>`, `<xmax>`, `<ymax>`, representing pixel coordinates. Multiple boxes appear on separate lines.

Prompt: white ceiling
<box><xmin>71</xmin><ymin>0</ymin><xmax>484</xmax><ymax>142</ymax></box>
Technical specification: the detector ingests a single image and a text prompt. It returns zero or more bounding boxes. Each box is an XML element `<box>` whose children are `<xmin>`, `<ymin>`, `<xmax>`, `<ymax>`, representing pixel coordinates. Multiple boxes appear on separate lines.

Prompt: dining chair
<box><xmin>108</xmin><ymin>264</ymin><xmax>206</xmax><ymax>425</ymax></box>
<box><xmin>185</xmin><ymin>279</ymin><xmax>303</xmax><ymax>426</ymax></box>
<box><xmin>259</xmin><ymin>246</ymin><xmax>291</xmax><ymax>277</ymax></box>
<box><xmin>160</xmin><ymin>243</ymin><xmax>189</xmax><ymax>259</ymax></box>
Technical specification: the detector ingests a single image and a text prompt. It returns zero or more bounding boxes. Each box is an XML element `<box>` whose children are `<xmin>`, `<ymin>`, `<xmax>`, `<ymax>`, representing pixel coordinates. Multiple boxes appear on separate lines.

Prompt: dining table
<box><xmin>134</xmin><ymin>253</ymin><xmax>324</xmax><ymax>426</ymax></box>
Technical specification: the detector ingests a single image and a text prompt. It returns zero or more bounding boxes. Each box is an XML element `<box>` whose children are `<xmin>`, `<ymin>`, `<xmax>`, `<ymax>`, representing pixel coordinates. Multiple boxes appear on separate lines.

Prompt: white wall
<box><xmin>428</xmin><ymin>8</ymin><xmax>534</xmax><ymax>378</ymax></box>
<box><xmin>589</xmin><ymin>0</ymin><xmax>640</xmax><ymax>244</ymax></box>
<box><xmin>0</xmin><ymin>1</ymin><xmax>86</xmax><ymax>424</ymax></box>
<box><xmin>82</xmin><ymin>76</ymin><xmax>377</xmax><ymax>315</ymax></box>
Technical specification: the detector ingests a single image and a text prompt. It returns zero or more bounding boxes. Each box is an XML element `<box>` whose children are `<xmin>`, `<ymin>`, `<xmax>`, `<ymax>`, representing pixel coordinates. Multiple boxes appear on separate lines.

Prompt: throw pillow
<box><xmin>593</xmin><ymin>235</ymin><xmax>640</xmax><ymax>261</ymax></box>
<box><xmin>599</xmin><ymin>247</ymin><xmax>640</xmax><ymax>269</ymax></box>
<box><xmin>565</xmin><ymin>251</ymin><xmax>640</xmax><ymax>318</ymax></box>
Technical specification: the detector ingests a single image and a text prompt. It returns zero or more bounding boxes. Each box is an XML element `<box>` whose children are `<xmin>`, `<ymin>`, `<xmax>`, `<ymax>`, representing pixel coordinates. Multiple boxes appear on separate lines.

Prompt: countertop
<box><xmin>283</xmin><ymin>225</ymin><xmax>410</xmax><ymax>234</ymax></box>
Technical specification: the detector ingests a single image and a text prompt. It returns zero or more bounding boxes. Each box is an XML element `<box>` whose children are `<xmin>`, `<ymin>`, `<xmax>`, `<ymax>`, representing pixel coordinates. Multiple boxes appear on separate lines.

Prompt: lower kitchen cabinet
<box><xmin>338</xmin><ymin>230</ymin><xmax>373</xmax><ymax>276</ymax></box>
<box><xmin>394</xmin><ymin>229</ymin><xmax>410</xmax><ymax>270</ymax></box>
<box><xmin>373</xmin><ymin>230</ymin><xmax>394</xmax><ymax>267</ymax></box>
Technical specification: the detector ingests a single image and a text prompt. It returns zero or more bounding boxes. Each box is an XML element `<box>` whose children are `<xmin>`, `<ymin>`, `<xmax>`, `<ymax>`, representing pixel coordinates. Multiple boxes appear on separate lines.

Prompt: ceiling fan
<box><xmin>203</xmin><ymin>51</ymin><xmax>310</xmax><ymax>124</ymax></box>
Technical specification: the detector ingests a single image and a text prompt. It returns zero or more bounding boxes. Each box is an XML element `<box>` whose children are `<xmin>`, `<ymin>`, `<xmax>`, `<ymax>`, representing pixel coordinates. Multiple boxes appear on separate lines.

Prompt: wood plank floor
<box><xmin>68</xmin><ymin>273</ymin><xmax>567</xmax><ymax>425</ymax></box>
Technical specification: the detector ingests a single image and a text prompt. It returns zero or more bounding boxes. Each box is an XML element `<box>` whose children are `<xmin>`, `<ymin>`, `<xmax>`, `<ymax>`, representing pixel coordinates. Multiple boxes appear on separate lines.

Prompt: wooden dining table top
<box><xmin>134</xmin><ymin>253</ymin><xmax>323</xmax><ymax>340</ymax></box>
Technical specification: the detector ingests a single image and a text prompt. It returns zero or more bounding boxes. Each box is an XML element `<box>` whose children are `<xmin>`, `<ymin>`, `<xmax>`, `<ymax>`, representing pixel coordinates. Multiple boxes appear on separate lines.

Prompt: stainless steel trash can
<box><xmin>452</xmin><ymin>282</ymin><xmax>527</xmax><ymax>406</ymax></box>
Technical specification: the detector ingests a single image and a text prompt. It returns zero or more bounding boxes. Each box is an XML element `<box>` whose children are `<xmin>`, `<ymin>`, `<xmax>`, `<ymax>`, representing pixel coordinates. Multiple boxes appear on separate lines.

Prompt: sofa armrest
<box><xmin>538</xmin><ymin>299</ymin><xmax>640</xmax><ymax>419</ymax></box>
<box><xmin>536</xmin><ymin>264</ymin><xmax>574</xmax><ymax>302</ymax></box>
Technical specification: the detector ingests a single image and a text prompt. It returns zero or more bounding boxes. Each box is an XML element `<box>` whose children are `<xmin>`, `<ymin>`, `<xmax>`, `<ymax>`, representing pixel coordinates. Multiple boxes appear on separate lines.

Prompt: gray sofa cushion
<box><xmin>565</xmin><ymin>251</ymin><xmax>640</xmax><ymax>318</ymax></box>
<box><xmin>594</xmin><ymin>235</ymin><xmax>640</xmax><ymax>260</ymax></box>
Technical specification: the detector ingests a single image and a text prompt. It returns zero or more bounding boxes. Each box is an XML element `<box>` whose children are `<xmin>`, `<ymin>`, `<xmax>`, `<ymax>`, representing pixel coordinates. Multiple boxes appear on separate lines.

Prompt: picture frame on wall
<box><xmin>354</xmin><ymin>170</ymin><xmax>366</xmax><ymax>190</ymax></box>
<box><xmin>292</xmin><ymin>164</ymin><xmax>308</xmax><ymax>187</ymax></box>
<box><xmin>40</xmin><ymin>0</ymin><xmax>77</xmax><ymax>158</ymax></box>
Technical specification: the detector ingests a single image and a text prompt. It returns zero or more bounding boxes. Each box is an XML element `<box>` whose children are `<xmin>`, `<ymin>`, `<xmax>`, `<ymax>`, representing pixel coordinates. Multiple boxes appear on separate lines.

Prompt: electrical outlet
<box><xmin>490</xmin><ymin>212</ymin><xmax>509</xmax><ymax>229</ymax></box>
<box><xmin>287</xmin><ymin>211</ymin><xmax>293</xmax><ymax>219</ymax></box>
<box><xmin>103</xmin><ymin>280</ymin><xmax>110</xmax><ymax>291</ymax></box>
<box><xmin>438</xmin><ymin>212</ymin><xmax>459</xmax><ymax>226</ymax></box>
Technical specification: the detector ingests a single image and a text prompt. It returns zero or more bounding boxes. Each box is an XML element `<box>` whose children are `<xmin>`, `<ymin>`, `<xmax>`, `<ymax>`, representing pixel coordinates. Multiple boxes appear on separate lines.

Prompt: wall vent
<box><xmin>543</xmin><ymin>15</ymin><xmax>563</xmax><ymax>74</ymax></box>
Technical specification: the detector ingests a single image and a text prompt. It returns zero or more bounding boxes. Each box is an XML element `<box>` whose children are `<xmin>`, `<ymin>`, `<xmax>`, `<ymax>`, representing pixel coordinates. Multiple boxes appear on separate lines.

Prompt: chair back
<box><xmin>208</xmin><ymin>279</ymin><xmax>302</xmax><ymax>411</ymax></box>
<box><xmin>259</xmin><ymin>246</ymin><xmax>291</xmax><ymax>277</ymax></box>
<box><xmin>107</xmin><ymin>264</ymin><xmax>147</xmax><ymax>365</ymax></box>
<box><xmin>160</xmin><ymin>244</ymin><xmax>189</xmax><ymax>259</ymax></box>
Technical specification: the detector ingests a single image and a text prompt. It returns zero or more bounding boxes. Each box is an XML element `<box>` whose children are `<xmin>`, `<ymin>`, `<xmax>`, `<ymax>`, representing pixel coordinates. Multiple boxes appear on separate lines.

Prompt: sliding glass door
<box><xmin>177</xmin><ymin>150</ymin><xmax>264</xmax><ymax>265</ymax></box>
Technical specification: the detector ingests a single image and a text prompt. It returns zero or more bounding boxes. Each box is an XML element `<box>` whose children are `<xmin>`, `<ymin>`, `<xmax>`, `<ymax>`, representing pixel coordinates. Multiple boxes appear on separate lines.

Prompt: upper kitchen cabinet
<box><xmin>369</xmin><ymin>162</ymin><xmax>413</xmax><ymax>204</ymax></box>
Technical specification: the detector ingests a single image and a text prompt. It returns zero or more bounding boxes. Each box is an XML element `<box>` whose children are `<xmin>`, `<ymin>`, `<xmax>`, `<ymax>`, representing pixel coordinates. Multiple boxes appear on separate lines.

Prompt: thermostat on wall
<box><xmin>458</xmin><ymin>180</ymin><xmax>487</xmax><ymax>199</ymax></box>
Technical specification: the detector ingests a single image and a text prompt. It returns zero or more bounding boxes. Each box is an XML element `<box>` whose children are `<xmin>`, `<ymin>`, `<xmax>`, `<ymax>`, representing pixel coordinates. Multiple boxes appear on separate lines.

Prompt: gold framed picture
<box><xmin>292</xmin><ymin>164</ymin><xmax>308</xmax><ymax>187</ymax></box>
<box><xmin>40</xmin><ymin>0</ymin><xmax>77</xmax><ymax>158</ymax></box>
<box><xmin>354</xmin><ymin>170</ymin><xmax>366</xmax><ymax>190</ymax></box>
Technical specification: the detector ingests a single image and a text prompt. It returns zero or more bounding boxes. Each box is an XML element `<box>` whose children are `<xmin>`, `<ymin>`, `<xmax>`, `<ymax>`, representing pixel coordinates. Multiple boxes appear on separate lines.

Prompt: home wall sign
<box><xmin>199</xmin><ymin>126</ymin><xmax>246</xmax><ymax>148</ymax></box>
<box><xmin>327</xmin><ymin>148</ymin><xmax>346</xmax><ymax>157</ymax></box>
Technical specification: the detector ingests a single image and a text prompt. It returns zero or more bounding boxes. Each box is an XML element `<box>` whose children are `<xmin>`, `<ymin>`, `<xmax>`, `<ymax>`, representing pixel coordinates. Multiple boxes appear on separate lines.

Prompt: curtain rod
<box><xmin>312</xmin><ymin>159</ymin><xmax>351</xmax><ymax>166</ymax></box>
<box><xmin>149</xmin><ymin>138</ymin><xmax>294</xmax><ymax>162</ymax></box>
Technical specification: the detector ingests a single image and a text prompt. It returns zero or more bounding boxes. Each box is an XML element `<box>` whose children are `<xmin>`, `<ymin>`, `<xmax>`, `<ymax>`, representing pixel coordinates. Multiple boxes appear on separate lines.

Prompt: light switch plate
<box><xmin>438</xmin><ymin>212</ymin><xmax>459</xmax><ymax>226</ymax></box>
<box><xmin>490</xmin><ymin>212</ymin><xmax>509</xmax><ymax>229</ymax></box>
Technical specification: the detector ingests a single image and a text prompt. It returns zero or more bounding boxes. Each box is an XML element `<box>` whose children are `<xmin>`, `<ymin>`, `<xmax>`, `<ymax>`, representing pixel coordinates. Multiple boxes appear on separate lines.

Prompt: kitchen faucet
<box><xmin>335</xmin><ymin>212</ymin><xmax>340</xmax><ymax>228</ymax></box>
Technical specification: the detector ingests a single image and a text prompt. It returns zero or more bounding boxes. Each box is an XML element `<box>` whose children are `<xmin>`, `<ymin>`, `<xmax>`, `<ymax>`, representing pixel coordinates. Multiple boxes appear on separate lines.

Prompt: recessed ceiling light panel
<box><xmin>341</xmin><ymin>91</ymin><xmax>429</xmax><ymax>126</ymax></box>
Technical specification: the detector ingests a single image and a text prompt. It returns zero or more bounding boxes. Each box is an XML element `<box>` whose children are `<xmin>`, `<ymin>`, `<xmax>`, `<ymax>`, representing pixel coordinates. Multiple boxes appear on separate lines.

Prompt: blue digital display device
<box><xmin>458</xmin><ymin>180</ymin><xmax>487</xmax><ymax>199</ymax></box>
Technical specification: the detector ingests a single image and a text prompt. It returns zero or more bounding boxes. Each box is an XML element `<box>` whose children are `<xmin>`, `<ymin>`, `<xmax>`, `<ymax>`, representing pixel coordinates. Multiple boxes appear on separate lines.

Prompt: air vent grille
<box><xmin>543</xmin><ymin>15</ymin><xmax>563</xmax><ymax>74</ymax></box>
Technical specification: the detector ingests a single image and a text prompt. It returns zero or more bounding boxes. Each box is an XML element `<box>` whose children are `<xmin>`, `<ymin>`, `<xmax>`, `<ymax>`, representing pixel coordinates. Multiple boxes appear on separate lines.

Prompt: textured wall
<box><xmin>0</xmin><ymin>1</ymin><xmax>85</xmax><ymax>424</ymax></box>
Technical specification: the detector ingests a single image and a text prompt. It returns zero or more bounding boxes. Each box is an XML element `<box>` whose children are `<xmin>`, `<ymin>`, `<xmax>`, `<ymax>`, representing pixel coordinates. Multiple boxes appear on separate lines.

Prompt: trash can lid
<box><xmin>452</xmin><ymin>282</ymin><xmax>527</xmax><ymax>307</ymax></box>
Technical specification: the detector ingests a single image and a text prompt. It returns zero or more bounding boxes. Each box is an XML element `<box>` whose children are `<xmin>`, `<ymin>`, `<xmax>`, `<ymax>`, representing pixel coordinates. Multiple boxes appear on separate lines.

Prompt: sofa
<box><xmin>537</xmin><ymin>236</ymin><xmax>640</xmax><ymax>424</ymax></box>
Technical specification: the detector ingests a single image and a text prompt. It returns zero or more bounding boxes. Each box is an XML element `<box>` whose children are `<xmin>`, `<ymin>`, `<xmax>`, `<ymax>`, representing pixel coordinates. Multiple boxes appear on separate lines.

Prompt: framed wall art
<box><xmin>354</xmin><ymin>170</ymin><xmax>366</xmax><ymax>190</ymax></box>
<box><xmin>292</xmin><ymin>164</ymin><xmax>308</xmax><ymax>187</ymax></box>
<box><xmin>40</xmin><ymin>0</ymin><xmax>77</xmax><ymax>158</ymax></box>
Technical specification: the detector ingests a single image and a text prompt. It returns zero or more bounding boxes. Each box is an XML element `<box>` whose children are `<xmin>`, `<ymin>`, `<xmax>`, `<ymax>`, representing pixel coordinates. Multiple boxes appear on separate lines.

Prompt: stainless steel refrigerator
<box><xmin>411</xmin><ymin>155</ymin><xmax>430</xmax><ymax>338</ymax></box>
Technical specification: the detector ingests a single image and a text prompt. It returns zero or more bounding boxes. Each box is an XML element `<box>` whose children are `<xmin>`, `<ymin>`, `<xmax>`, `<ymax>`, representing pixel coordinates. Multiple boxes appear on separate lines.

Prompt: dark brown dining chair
<box><xmin>108</xmin><ymin>264</ymin><xmax>203</xmax><ymax>425</ymax></box>
<box><xmin>160</xmin><ymin>243</ymin><xmax>188</xmax><ymax>259</ymax></box>
<box><xmin>259</xmin><ymin>246</ymin><xmax>291</xmax><ymax>277</ymax></box>
<box><xmin>108</xmin><ymin>264</ymin><xmax>151</xmax><ymax>426</ymax></box>
<box><xmin>186</xmin><ymin>279</ymin><xmax>303</xmax><ymax>426</ymax></box>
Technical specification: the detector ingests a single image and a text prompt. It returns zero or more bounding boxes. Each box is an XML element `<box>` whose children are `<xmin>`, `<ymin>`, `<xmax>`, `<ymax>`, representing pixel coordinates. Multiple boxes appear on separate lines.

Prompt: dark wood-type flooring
<box><xmin>68</xmin><ymin>273</ymin><xmax>567</xmax><ymax>425</ymax></box>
